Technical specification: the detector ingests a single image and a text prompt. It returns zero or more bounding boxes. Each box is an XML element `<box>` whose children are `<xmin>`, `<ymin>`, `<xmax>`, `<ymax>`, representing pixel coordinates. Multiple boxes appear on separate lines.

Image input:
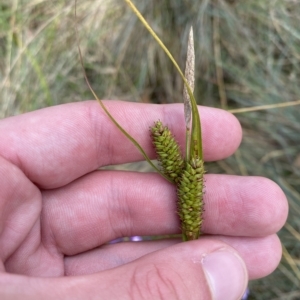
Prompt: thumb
<box><xmin>1</xmin><ymin>239</ymin><xmax>248</xmax><ymax>300</ymax></box>
<box><xmin>98</xmin><ymin>238</ymin><xmax>248</xmax><ymax>300</ymax></box>
<box><xmin>78</xmin><ymin>238</ymin><xmax>248</xmax><ymax>300</ymax></box>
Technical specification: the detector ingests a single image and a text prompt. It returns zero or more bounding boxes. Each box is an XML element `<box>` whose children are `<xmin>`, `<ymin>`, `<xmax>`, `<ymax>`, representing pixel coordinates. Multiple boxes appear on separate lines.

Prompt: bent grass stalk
<box><xmin>75</xmin><ymin>1</ymin><xmax>205</xmax><ymax>241</ymax></box>
<box><xmin>74</xmin><ymin>2</ymin><xmax>172</xmax><ymax>184</ymax></box>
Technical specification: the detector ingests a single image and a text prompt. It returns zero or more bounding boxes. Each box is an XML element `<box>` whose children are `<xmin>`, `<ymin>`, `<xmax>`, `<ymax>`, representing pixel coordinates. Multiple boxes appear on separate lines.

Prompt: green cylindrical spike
<box><xmin>150</xmin><ymin>121</ymin><xmax>184</xmax><ymax>184</ymax></box>
<box><xmin>177</xmin><ymin>158</ymin><xmax>204</xmax><ymax>241</ymax></box>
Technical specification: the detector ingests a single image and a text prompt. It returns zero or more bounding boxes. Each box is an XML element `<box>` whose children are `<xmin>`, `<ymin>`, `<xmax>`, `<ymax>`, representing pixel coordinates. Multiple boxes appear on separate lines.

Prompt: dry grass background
<box><xmin>1</xmin><ymin>0</ymin><xmax>300</xmax><ymax>299</ymax></box>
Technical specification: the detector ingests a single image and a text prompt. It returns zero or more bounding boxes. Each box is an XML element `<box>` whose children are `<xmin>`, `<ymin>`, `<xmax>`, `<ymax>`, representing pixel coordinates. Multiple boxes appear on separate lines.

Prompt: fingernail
<box><xmin>202</xmin><ymin>249</ymin><xmax>248</xmax><ymax>300</ymax></box>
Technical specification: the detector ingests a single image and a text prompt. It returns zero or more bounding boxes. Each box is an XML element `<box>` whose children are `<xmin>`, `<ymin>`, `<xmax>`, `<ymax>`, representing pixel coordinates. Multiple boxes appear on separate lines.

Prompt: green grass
<box><xmin>1</xmin><ymin>1</ymin><xmax>300</xmax><ymax>299</ymax></box>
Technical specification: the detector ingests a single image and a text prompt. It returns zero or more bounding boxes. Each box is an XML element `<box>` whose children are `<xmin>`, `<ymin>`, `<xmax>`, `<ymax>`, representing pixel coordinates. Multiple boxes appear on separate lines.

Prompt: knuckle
<box><xmin>129</xmin><ymin>263</ymin><xmax>190</xmax><ymax>300</ymax></box>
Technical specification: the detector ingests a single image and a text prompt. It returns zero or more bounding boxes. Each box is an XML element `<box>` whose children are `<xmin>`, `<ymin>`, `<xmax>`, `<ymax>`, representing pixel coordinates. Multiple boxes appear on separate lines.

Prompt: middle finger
<box><xmin>42</xmin><ymin>170</ymin><xmax>287</xmax><ymax>255</ymax></box>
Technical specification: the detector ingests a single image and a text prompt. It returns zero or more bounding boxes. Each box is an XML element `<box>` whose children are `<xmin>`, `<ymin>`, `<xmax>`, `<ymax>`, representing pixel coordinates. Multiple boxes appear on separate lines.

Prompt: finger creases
<box><xmin>0</xmin><ymin>101</ymin><xmax>242</xmax><ymax>188</ymax></box>
<box><xmin>0</xmin><ymin>155</ymin><xmax>42</xmax><ymax>262</ymax></box>
<box><xmin>42</xmin><ymin>170</ymin><xmax>287</xmax><ymax>256</ymax></box>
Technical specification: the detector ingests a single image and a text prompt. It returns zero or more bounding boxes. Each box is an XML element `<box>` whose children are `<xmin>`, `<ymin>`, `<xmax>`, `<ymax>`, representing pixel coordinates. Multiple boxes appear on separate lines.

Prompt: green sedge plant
<box><xmin>75</xmin><ymin>0</ymin><xmax>204</xmax><ymax>241</ymax></box>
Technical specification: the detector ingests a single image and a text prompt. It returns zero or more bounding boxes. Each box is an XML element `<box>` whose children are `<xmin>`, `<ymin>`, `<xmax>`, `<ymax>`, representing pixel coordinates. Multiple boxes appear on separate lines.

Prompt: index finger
<box><xmin>0</xmin><ymin>100</ymin><xmax>242</xmax><ymax>188</ymax></box>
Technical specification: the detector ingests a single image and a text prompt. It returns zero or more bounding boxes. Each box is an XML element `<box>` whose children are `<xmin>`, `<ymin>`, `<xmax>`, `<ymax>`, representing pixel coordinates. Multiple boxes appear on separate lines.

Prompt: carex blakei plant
<box><xmin>75</xmin><ymin>0</ymin><xmax>205</xmax><ymax>241</ymax></box>
<box><xmin>149</xmin><ymin>27</ymin><xmax>204</xmax><ymax>241</ymax></box>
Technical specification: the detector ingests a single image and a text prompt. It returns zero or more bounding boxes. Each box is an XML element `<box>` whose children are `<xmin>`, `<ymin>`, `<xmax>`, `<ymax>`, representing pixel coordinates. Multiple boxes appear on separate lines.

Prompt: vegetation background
<box><xmin>1</xmin><ymin>0</ymin><xmax>300</xmax><ymax>298</ymax></box>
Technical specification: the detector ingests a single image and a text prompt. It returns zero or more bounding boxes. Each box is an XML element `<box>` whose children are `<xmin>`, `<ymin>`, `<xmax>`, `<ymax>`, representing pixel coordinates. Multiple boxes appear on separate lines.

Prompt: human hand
<box><xmin>0</xmin><ymin>101</ymin><xmax>288</xmax><ymax>299</ymax></box>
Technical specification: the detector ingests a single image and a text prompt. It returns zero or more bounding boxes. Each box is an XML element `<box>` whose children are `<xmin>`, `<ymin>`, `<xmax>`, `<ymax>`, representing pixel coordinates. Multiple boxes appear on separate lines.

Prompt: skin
<box><xmin>0</xmin><ymin>101</ymin><xmax>288</xmax><ymax>299</ymax></box>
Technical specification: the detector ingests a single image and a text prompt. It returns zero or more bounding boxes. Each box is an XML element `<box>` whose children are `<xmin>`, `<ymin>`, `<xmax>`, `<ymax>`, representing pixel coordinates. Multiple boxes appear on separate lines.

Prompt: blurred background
<box><xmin>1</xmin><ymin>0</ymin><xmax>300</xmax><ymax>298</ymax></box>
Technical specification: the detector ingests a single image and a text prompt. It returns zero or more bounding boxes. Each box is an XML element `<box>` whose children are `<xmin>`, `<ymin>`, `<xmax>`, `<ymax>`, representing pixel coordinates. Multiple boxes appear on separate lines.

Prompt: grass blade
<box><xmin>74</xmin><ymin>0</ymin><xmax>173</xmax><ymax>183</ymax></box>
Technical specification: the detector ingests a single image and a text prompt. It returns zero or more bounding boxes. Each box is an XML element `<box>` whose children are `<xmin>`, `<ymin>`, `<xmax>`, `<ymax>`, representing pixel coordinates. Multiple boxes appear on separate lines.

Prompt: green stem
<box><xmin>74</xmin><ymin>0</ymin><xmax>173</xmax><ymax>184</ymax></box>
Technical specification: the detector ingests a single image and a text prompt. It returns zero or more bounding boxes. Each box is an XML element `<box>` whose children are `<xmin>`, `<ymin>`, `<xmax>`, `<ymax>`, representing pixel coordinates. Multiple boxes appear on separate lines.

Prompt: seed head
<box><xmin>150</xmin><ymin>121</ymin><xmax>184</xmax><ymax>184</ymax></box>
<box><xmin>177</xmin><ymin>158</ymin><xmax>204</xmax><ymax>241</ymax></box>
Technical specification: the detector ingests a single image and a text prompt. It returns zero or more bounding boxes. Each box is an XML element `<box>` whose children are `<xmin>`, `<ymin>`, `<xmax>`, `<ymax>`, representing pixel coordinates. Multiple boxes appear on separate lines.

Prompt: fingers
<box><xmin>202</xmin><ymin>175</ymin><xmax>288</xmax><ymax>236</ymax></box>
<box><xmin>64</xmin><ymin>235</ymin><xmax>280</xmax><ymax>280</ymax></box>
<box><xmin>1</xmin><ymin>239</ymin><xmax>248</xmax><ymax>300</ymax></box>
<box><xmin>0</xmin><ymin>101</ymin><xmax>242</xmax><ymax>188</ymax></box>
<box><xmin>42</xmin><ymin>170</ymin><xmax>288</xmax><ymax>255</ymax></box>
